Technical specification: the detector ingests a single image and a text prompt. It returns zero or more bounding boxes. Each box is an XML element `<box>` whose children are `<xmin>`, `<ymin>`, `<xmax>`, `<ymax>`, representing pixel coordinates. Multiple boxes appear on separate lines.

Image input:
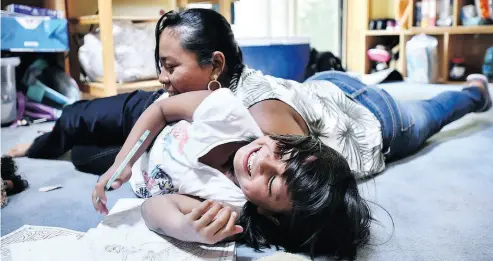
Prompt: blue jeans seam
<box><xmin>350</xmin><ymin>87</ymin><xmax>368</xmax><ymax>99</ymax></box>
<box><xmin>375</xmin><ymin>90</ymin><xmax>398</xmax><ymax>148</ymax></box>
<box><xmin>401</xmin><ymin>120</ymin><xmax>415</xmax><ymax>131</ymax></box>
<box><xmin>393</xmin><ymin>101</ymin><xmax>416</xmax><ymax>132</ymax></box>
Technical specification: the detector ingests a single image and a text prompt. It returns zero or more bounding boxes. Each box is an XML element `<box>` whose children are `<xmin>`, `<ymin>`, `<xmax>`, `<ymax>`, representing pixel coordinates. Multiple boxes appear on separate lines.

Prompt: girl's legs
<box><xmin>8</xmin><ymin>90</ymin><xmax>161</xmax><ymax>159</ymax></box>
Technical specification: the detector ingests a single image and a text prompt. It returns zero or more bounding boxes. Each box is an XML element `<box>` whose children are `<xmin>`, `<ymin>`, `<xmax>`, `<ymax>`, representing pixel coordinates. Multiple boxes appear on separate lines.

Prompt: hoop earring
<box><xmin>207</xmin><ymin>75</ymin><xmax>222</xmax><ymax>91</ymax></box>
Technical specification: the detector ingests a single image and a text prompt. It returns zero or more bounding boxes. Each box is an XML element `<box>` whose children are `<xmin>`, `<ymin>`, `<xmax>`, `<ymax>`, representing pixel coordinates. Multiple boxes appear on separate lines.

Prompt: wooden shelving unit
<box><xmin>347</xmin><ymin>0</ymin><xmax>493</xmax><ymax>83</ymax></box>
<box><xmin>365</xmin><ymin>30</ymin><xmax>401</xmax><ymax>36</ymax></box>
<box><xmin>66</xmin><ymin>0</ymin><xmax>234</xmax><ymax>98</ymax></box>
<box><xmin>70</xmin><ymin>15</ymin><xmax>161</xmax><ymax>25</ymax></box>
<box><xmin>86</xmin><ymin>80</ymin><xmax>163</xmax><ymax>97</ymax></box>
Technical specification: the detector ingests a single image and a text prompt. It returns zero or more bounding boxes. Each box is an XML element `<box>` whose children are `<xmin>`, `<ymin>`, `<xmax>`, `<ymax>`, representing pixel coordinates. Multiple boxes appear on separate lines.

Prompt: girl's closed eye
<box><xmin>268</xmin><ymin>176</ymin><xmax>275</xmax><ymax>196</ymax></box>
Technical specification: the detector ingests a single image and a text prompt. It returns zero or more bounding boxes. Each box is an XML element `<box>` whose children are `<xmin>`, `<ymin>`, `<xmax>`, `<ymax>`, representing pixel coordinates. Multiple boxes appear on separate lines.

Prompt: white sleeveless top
<box><xmin>232</xmin><ymin>67</ymin><xmax>385</xmax><ymax>177</ymax></box>
<box><xmin>130</xmin><ymin>89</ymin><xmax>263</xmax><ymax>212</ymax></box>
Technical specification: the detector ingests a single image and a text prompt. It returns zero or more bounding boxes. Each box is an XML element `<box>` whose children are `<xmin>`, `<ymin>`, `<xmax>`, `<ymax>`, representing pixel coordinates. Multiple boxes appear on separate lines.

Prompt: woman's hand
<box><xmin>181</xmin><ymin>200</ymin><xmax>244</xmax><ymax>244</ymax></box>
<box><xmin>91</xmin><ymin>164</ymin><xmax>132</xmax><ymax>215</ymax></box>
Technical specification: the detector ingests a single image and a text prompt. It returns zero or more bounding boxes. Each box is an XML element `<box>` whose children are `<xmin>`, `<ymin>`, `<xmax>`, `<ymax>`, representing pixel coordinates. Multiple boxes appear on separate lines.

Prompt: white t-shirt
<box><xmin>130</xmin><ymin>89</ymin><xmax>263</xmax><ymax>212</ymax></box>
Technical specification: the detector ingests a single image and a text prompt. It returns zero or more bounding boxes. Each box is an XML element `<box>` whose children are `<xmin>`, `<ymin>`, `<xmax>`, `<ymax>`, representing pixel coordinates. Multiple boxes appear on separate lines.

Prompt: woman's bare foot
<box><xmin>7</xmin><ymin>143</ymin><xmax>32</xmax><ymax>158</ymax></box>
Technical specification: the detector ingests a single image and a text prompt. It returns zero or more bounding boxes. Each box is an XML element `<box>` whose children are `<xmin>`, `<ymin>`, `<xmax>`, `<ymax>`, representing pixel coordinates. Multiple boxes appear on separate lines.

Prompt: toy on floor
<box><xmin>1</xmin><ymin>156</ymin><xmax>29</xmax><ymax>208</ymax></box>
<box><xmin>22</xmin><ymin>59</ymin><xmax>80</xmax><ymax>107</ymax></box>
<box><xmin>10</xmin><ymin>91</ymin><xmax>62</xmax><ymax>128</ymax></box>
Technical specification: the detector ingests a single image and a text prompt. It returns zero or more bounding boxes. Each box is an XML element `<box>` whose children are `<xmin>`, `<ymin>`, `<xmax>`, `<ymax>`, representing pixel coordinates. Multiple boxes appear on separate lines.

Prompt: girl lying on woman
<box><xmin>8</xmin><ymin>8</ymin><xmax>491</xmax><ymax>179</ymax></box>
<box><xmin>92</xmin><ymin>88</ymin><xmax>371</xmax><ymax>260</ymax></box>
<box><xmin>7</xmin><ymin>8</ymin><xmax>492</xmax><ymax>259</ymax></box>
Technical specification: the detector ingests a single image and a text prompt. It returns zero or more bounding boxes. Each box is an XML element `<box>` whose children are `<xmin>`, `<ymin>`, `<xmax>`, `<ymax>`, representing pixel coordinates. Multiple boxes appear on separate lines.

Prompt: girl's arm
<box><xmin>141</xmin><ymin>195</ymin><xmax>243</xmax><ymax>244</ymax></box>
<box><xmin>249</xmin><ymin>100</ymin><xmax>307</xmax><ymax>135</ymax></box>
<box><xmin>93</xmin><ymin>90</ymin><xmax>212</xmax><ymax>214</ymax></box>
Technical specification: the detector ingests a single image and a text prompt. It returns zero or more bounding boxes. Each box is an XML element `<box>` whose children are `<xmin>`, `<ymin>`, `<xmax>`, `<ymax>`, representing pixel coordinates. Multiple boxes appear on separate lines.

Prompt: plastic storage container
<box><xmin>238</xmin><ymin>37</ymin><xmax>310</xmax><ymax>82</ymax></box>
<box><xmin>406</xmin><ymin>34</ymin><xmax>439</xmax><ymax>83</ymax></box>
<box><xmin>1</xmin><ymin>57</ymin><xmax>21</xmax><ymax>125</ymax></box>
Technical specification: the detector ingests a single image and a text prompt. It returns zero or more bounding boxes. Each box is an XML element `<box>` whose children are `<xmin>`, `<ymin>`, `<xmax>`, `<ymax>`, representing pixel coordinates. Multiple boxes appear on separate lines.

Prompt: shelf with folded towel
<box><xmin>366</xmin><ymin>25</ymin><xmax>493</xmax><ymax>37</ymax></box>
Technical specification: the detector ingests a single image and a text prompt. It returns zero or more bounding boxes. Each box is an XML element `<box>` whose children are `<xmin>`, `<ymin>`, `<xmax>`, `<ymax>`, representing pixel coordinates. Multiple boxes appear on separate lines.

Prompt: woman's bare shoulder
<box><xmin>248</xmin><ymin>100</ymin><xmax>308</xmax><ymax>135</ymax></box>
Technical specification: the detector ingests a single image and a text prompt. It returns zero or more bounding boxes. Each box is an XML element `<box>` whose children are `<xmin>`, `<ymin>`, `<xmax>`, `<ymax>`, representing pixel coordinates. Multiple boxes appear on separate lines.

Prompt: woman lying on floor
<box><xmin>6</xmin><ymin>7</ymin><xmax>492</xmax><ymax>256</ymax></box>
<box><xmin>8</xmin><ymin>9</ymin><xmax>491</xmax><ymax>179</ymax></box>
<box><xmin>91</xmin><ymin>86</ymin><xmax>370</xmax><ymax>260</ymax></box>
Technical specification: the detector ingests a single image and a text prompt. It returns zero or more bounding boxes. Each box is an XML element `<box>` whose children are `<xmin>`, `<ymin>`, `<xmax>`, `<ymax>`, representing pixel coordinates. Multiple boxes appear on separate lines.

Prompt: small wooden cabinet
<box><xmin>65</xmin><ymin>0</ymin><xmax>234</xmax><ymax>98</ymax></box>
<box><xmin>346</xmin><ymin>0</ymin><xmax>493</xmax><ymax>84</ymax></box>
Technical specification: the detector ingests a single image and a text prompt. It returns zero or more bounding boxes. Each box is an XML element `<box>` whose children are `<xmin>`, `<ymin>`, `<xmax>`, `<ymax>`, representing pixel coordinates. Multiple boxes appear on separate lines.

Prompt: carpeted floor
<box><xmin>1</xmin><ymin>82</ymin><xmax>492</xmax><ymax>261</ymax></box>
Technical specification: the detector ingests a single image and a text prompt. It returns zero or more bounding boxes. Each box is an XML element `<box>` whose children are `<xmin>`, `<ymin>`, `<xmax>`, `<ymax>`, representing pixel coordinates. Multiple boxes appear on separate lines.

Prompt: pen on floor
<box><xmin>105</xmin><ymin>130</ymin><xmax>151</xmax><ymax>190</ymax></box>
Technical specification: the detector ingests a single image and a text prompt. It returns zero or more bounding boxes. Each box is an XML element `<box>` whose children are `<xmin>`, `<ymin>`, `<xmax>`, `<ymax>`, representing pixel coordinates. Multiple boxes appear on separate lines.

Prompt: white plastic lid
<box><xmin>237</xmin><ymin>37</ymin><xmax>310</xmax><ymax>47</ymax></box>
<box><xmin>1</xmin><ymin>57</ymin><xmax>21</xmax><ymax>67</ymax></box>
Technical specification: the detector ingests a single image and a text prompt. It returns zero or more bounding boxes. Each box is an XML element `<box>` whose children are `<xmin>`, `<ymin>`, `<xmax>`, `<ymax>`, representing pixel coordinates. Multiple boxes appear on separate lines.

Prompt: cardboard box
<box><xmin>5</xmin><ymin>4</ymin><xmax>64</xmax><ymax>18</ymax></box>
<box><xmin>1</xmin><ymin>13</ymin><xmax>69</xmax><ymax>52</ymax></box>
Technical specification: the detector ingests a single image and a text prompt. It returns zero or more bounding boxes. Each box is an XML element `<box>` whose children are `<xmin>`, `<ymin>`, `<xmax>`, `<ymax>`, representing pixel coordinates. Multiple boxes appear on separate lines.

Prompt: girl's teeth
<box><xmin>247</xmin><ymin>151</ymin><xmax>258</xmax><ymax>174</ymax></box>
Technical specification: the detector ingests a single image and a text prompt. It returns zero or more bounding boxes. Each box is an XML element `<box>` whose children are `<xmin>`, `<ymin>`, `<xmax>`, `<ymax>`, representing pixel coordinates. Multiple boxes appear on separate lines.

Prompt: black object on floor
<box><xmin>1</xmin><ymin>156</ymin><xmax>29</xmax><ymax>195</ymax></box>
<box><xmin>304</xmin><ymin>48</ymin><xmax>345</xmax><ymax>80</ymax></box>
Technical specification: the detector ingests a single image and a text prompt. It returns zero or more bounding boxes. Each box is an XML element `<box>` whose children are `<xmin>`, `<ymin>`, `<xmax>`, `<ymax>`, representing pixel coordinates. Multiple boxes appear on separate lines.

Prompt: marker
<box><xmin>105</xmin><ymin>130</ymin><xmax>151</xmax><ymax>190</ymax></box>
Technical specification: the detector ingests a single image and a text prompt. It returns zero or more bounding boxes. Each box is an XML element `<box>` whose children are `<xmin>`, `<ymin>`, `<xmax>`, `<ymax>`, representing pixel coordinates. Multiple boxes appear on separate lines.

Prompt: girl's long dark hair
<box><xmin>236</xmin><ymin>135</ymin><xmax>372</xmax><ymax>260</ymax></box>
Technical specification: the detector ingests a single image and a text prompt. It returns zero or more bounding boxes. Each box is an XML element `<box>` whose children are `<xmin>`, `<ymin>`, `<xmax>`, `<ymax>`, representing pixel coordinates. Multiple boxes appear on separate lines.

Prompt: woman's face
<box><xmin>233</xmin><ymin>136</ymin><xmax>292</xmax><ymax>214</ymax></box>
<box><xmin>158</xmin><ymin>28</ymin><xmax>213</xmax><ymax>96</ymax></box>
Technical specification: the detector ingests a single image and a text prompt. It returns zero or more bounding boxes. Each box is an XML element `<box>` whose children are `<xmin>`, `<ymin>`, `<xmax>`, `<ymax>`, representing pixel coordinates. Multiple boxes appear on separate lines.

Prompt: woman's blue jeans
<box><xmin>306</xmin><ymin>71</ymin><xmax>485</xmax><ymax>161</ymax></box>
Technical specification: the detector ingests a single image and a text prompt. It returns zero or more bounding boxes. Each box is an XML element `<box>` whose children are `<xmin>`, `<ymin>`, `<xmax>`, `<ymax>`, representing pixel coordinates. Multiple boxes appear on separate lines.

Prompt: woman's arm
<box><xmin>142</xmin><ymin>195</ymin><xmax>243</xmax><ymax>244</ymax></box>
<box><xmin>93</xmin><ymin>90</ymin><xmax>211</xmax><ymax>214</ymax></box>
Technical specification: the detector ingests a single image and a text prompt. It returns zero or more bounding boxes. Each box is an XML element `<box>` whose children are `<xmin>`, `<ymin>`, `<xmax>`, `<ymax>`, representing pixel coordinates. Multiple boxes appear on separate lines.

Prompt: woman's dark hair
<box><xmin>154</xmin><ymin>9</ymin><xmax>244</xmax><ymax>87</ymax></box>
<box><xmin>236</xmin><ymin>135</ymin><xmax>372</xmax><ymax>260</ymax></box>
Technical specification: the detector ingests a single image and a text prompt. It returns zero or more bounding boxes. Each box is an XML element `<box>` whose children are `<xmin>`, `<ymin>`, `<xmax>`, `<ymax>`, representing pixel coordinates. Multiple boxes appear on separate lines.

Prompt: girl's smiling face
<box><xmin>233</xmin><ymin>136</ymin><xmax>292</xmax><ymax>214</ymax></box>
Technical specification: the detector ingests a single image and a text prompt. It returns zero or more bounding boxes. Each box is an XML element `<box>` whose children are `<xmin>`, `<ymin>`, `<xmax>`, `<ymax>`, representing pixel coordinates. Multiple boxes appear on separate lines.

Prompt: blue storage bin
<box><xmin>238</xmin><ymin>37</ymin><xmax>310</xmax><ymax>82</ymax></box>
<box><xmin>1</xmin><ymin>12</ymin><xmax>69</xmax><ymax>52</ymax></box>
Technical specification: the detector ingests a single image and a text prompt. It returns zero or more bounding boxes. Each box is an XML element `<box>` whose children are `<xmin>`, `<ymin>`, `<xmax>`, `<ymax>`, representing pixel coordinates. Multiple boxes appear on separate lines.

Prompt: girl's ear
<box><xmin>211</xmin><ymin>51</ymin><xmax>226</xmax><ymax>78</ymax></box>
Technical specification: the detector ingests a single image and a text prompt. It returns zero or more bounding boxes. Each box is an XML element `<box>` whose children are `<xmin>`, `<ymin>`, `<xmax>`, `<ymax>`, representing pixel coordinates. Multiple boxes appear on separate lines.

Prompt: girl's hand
<box><xmin>182</xmin><ymin>200</ymin><xmax>243</xmax><ymax>244</ymax></box>
<box><xmin>92</xmin><ymin>164</ymin><xmax>132</xmax><ymax>215</ymax></box>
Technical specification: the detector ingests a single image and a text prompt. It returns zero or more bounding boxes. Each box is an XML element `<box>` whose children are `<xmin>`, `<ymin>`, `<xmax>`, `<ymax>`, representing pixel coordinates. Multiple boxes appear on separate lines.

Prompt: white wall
<box><xmin>232</xmin><ymin>0</ymin><xmax>272</xmax><ymax>38</ymax></box>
